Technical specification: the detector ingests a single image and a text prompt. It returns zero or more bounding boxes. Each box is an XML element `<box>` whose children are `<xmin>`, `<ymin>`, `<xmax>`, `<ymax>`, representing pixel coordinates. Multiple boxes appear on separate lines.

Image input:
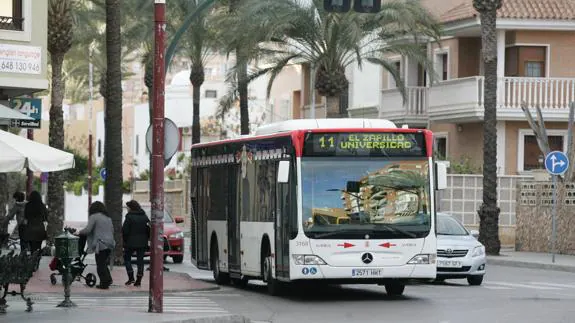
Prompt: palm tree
<box><xmin>170</xmin><ymin>0</ymin><xmax>220</xmax><ymax>144</ymax></box>
<box><xmin>226</xmin><ymin>0</ymin><xmax>441</xmax><ymax>118</ymax></box>
<box><xmin>104</xmin><ymin>0</ymin><xmax>124</xmax><ymax>263</ymax></box>
<box><xmin>47</xmin><ymin>0</ymin><xmax>74</xmax><ymax>245</ymax></box>
<box><xmin>473</xmin><ymin>0</ymin><xmax>502</xmax><ymax>256</ymax></box>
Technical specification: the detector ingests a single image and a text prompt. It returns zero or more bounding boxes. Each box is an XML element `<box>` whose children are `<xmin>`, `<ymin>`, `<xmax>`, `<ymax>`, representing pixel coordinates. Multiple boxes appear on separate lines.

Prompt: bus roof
<box><xmin>254</xmin><ymin>118</ymin><xmax>397</xmax><ymax>136</ymax></box>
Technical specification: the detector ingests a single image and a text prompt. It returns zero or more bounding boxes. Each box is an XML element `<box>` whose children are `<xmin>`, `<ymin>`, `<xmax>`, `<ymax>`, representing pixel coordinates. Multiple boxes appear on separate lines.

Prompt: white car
<box><xmin>436</xmin><ymin>213</ymin><xmax>486</xmax><ymax>285</ymax></box>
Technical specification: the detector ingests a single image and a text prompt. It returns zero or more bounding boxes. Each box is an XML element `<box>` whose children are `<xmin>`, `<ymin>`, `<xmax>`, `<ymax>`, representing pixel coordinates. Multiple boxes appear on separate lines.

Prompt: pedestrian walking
<box><xmin>21</xmin><ymin>191</ymin><xmax>47</xmax><ymax>254</ymax></box>
<box><xmin>122</xmin><ymin>200</ymin><xmax>150</xmax><ymax>287</ymax></box>
<box><xmin>78</xmin><ymin>201</ymin><xmax>116</xmax><ymax>289</ymax></box>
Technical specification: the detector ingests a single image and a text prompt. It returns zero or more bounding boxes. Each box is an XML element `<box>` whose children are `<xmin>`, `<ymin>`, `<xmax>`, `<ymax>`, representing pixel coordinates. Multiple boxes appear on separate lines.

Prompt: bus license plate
<box><xmin>437</xmin><ymin>260</ymin><xmax>462</xmax><ymax>268</ymax></box>
<box><xmin>352</xmin><ymin>268</ymin><xmax>383</xmax><ymax>277</ymax></box>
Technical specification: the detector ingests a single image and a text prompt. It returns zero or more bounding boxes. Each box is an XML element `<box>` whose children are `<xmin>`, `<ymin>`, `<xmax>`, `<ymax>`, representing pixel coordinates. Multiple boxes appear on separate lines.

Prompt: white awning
<box><xmin>0</xmin><ymin>129</ymin><xmax>75</xmax><ymax>172</ymax></box>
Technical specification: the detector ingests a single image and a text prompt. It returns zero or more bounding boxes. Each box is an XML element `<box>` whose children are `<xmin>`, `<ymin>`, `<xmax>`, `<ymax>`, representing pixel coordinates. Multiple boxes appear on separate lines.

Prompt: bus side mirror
<box><xmin>435</xmin><ymin>162</ymin><xmax>448</xmax><ymax>190</ymax></box>
<box><xmin>278</xmin><ymin>160</ymin><xmax>290</xmax><ymax>183</ymax></box>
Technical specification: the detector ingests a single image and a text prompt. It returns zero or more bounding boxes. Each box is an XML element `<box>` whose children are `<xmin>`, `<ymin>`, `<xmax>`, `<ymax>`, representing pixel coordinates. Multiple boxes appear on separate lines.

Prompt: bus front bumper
<box><xmin>288</xmin><ymin>263</ymin><xmax>436</xmax><ymax>282</ymax></box>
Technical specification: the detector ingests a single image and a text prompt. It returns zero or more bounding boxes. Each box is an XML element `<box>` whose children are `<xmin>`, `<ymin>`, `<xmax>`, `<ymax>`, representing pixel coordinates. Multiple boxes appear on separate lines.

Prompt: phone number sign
<box><xmin>0</xmin><ymin>44</ymin><xmax>41</xmax><ymax>75</ymax></box>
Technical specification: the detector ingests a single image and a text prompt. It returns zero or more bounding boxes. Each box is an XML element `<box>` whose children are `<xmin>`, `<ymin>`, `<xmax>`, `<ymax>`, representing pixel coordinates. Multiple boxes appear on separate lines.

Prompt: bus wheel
<box><xmin>211</xmin><ymin>243</ymin><xmax>229</xmax><ymax>285</ymax></box>
<box><xmin>385</xmin><ymin>283</ymin><xmax>405</xmax><ymax>297</ymax></box>
<box><xmin>263</xmin><ymin>256</ymin><xmax>282</xmax><ymax>296</ymax></box>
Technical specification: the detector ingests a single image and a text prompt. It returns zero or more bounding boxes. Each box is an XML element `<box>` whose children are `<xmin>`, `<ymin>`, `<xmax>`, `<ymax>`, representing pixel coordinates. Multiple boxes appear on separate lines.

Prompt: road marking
<box><xmin>529</xmin><ymin>282</ymin><xmax>575</xmax><ymax>289</ymax></box>
<box><xmin>482</xmin><ymin>285</ymin><xmax>512</xmax><ymax>290</ymax></box>
<box><xmin>486</xmin><ymin>281</ymin><xmax>562</xmax><ymax>290</ymax></box>
<box><xmin>35</xmin><ymin>296</ymin><xmax>228</xmax><ymax>313</ymax></box>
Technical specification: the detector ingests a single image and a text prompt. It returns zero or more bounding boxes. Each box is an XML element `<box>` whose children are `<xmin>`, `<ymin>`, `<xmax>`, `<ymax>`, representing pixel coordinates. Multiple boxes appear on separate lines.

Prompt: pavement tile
<box><xmin>15</xmin><ymin>256</ymin><xmax>218</xmax><ymax>296</ymax></box>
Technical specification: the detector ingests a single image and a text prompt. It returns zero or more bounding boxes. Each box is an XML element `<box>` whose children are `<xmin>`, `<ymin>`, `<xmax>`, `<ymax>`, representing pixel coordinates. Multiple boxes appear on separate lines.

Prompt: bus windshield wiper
<box><xmin>311</xmin><ymin>229</ymin><xmax>373</xmax><ymax>239</ymax></box>
<box><xmin>375</xmin><ymin>223</ymin><xmax>417</xmax><ymax>238</ymax></box>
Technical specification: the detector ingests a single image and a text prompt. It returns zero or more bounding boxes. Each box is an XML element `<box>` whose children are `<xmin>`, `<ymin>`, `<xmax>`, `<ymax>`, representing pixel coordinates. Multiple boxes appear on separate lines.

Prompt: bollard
<box><xmin>54</xmin><ymin>230</ymin><xmax>79</xmax><ymax>308</ymax></box>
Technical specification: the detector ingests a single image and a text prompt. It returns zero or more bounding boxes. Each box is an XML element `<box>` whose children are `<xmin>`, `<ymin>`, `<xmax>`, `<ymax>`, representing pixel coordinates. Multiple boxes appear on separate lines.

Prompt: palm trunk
<box><xmin>47</xmin><ymin>53</ymin><xmax>66</xmax><ymax>246</ymax></box>
<box><xmin>105</xmin><ymin>0</ymin><xmax>124</xmax><ymax>265</ymax></box>
<box><xmin>325</xmin><ymin>96</ymin><xmax>340</xmax><ymax>118</ymax></box>
<box><xmin>238</xmin><ymin>58</ymin><xmax>249</xmax><ymax>135</ymax></box>
<box><xmin>477</xmin><ymin>8</ymin><xmax>501</xmax><ymax>255</ymax></box>
<box><xmin>192</xmin><ymin>84</ymin><xmax>201</xmax><ymax>144</ymax></box>
<box><xmin>0</xmin><ymin>125</ymin><xmax>7</xmax><ymax>219</ymax></box>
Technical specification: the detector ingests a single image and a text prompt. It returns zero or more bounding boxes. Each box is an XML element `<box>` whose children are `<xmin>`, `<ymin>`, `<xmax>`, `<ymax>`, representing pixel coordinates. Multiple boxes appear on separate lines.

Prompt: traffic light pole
<box><xmin>149</xmin><ymin>0</ymin><xmax>166</xmax><ymax>314</ymax></box>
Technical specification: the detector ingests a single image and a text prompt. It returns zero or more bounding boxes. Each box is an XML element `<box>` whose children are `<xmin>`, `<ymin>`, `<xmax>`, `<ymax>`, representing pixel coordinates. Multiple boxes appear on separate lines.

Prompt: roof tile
<box><xmin>440</xmin><ymin>0</ymin><xmax>575</xmax><ymax>23</ymax></box>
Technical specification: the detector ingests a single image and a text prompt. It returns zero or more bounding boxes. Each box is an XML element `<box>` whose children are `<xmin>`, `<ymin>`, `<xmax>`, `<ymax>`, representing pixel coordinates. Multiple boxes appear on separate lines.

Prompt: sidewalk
<box><xmin>487</xmin><ymin>249</ymin><xmax>575</xmax><ymax>273</ymax></box>
<box><xmin>22</xmin><ymin>256</ymin><xmax>218</xmax><ymax>296</ymax></box>
<box><xmin>4</xmin><ymin>305</ymin><xmax>251</xmax><ymax>323</ymax></box>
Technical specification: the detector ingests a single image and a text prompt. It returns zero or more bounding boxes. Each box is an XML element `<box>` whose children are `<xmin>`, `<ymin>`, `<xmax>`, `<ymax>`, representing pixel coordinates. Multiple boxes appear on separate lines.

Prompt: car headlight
<box><xmin>292</xmin><ymin>254</ymin><xmax>327</xmax><ymax>265</ymax></box>
<box><xmin>169</xmin><ymin>232</ymin><xmax>184</xmax><ymax>239</ymax></box>
<box><xmin>407</xmin><ymin>253</ymin><xmax>436</xmax><ymax>264</ymax></box>
<box><xmin>472</xmin><ymin>246</ymin><xmax>485</xmax><ymax>257</ymax></box>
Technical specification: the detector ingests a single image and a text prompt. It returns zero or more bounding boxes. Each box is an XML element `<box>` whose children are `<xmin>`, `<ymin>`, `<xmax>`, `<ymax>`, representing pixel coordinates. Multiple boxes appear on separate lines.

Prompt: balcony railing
<box><xmin>0</xmin><ymin>16</ymin><xmax>23</xmax><ymax>31</ymax></box>
<box><xmin>502</xmin><ymin>77</ymin><xmax>575</xmax><ymax>110</ymax></box>
<box><xmin>381</xmin><ymin>76</ymin><xmax>575</xmax><ymax>123</ymax></box>
<box><xmin>380</xmin><ymin>86</ymin><xmax>428</xmax><ymax>124</ymax></box>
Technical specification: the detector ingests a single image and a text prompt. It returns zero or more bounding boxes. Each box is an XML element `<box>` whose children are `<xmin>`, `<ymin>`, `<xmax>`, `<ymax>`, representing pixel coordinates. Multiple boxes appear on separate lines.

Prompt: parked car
<box><xmin>122</xmin><ymin>205</ymin><xmax>186</xmax><ymax>264</ymax></box>
<box><xmin>436</xmin><ymin>212</ymin><xmax>486</xmax><ymax>285</ymax></box>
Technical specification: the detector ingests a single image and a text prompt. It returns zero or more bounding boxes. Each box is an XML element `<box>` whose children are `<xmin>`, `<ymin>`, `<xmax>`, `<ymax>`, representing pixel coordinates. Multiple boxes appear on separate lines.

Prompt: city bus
<box><xmin>189</xmin><ymin>118</ymin><xmax>447</xmax><ymax>296</ymax></box>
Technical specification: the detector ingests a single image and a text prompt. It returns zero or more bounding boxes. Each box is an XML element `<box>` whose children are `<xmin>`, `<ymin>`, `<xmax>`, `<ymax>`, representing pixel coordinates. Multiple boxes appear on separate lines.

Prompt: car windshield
<box><xmin>124</xmin><ymin>206</ymin><xmax>173</xmax><ymax>223</ymax></box>
<box><xmin>437</xmin><ymin>216</ymin><xmax>468</xmax><ymax>236</ymax></box>
<box><xmin>301</xmin><ymin>157</ymin><xmax>431</xmax><ymax>239</ymax></box>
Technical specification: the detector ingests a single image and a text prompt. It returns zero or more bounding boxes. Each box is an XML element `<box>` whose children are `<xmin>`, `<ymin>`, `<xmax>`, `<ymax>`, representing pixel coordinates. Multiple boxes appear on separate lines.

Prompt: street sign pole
<box><xmin>544</xmin><ymin>150</ymin><xmax>569</xmax><ymax>264</ymax></box>
<box><xmin>551</xmin><ymin>174</ymin><xmax>557</xmax><ymax>263</ymax></box>
<box><xmin>149</xmin><ymin>0</ymin><xmax>166</xmax><ymax>314</ymax></box>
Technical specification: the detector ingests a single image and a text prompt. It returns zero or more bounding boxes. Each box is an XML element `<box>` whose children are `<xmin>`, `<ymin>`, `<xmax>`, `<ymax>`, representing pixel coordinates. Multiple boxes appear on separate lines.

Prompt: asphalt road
<box><xmin>166</xmin><ymin>254</ymin><xmax>575</xmax><ymax>323</ymax></box>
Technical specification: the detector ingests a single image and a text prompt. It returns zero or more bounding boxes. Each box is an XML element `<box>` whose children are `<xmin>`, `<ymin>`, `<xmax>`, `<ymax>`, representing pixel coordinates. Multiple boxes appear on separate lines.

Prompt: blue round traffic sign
<box><xmin>544</xmin><ymin>151</ymin><xmax>569</xmax><ymax>175</ymax></box>
<box><xmin>302</xmin><ymin>267</ymin><xmax>309</xmax><ymax>275</ymax></box>
<box><xmin>100</xmin><ymin>168</ymin><xmax>107</xmax><ymax>180</ymax></box>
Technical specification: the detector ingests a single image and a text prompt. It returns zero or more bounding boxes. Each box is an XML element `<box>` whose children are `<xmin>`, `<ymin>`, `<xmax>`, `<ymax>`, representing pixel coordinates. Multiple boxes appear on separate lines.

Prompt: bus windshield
<box><xmin>301</xmin><ymin>157</ymin><xmax>431</xmax><ymax>239</ymax></box>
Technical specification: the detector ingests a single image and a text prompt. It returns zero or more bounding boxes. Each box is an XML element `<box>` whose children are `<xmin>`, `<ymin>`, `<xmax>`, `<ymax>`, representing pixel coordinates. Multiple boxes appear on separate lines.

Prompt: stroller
<box><xmin>48</xmin><ymin>227</ymin><xmax>97</xmax><ymax>287</ymax></box>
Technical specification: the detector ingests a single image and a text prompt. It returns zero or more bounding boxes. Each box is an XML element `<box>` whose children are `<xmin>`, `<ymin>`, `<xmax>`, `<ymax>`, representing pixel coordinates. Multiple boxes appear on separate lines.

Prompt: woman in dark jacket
<box><xmin>122</xmin><ymin>200</ymin><xmax>150</xmax><ymax>286</ymax></box>
<box><xmin>22</xmin><ymin>191</ymin><xmax>48</xmax><ymax>254</ymax></box>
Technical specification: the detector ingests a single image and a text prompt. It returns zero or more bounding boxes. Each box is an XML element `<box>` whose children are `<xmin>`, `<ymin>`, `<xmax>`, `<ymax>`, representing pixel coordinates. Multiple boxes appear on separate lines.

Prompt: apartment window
<box><xmin>441</xmin><ymin>54</ymin><xmax>448</xmax><ymax>80</ymax></box>
<box><xmin>388</xmin><ymin>60</ymin><xmax>401</xmax><ymax>89</ymax></box>
<box><xmin>0</xmin><ymin>0</ymin><xmax>23</xmax><ymax>31</ymax></box>
<box><xmin>205</xmin><ymin>90</ymin><xmax>217</xmax><ymax>98</ymax></box>
<box><xmin>525</xmin><ymin>61</ymin><xmax>544</xmax><ymax>78</ymax></box>
<box><xmin>97</xmin><ymin>139</ymin><xmax>102</xmax><ymax>157</ymax></box>
<box><xmin>518</xmin><ymin>129</ymin><xmax>567</xmax><ymax>172</ymax></box>
<box><xmin>434</xmin><ymin>134</ymin><xmax>448</xmax><ymax>160</ymax></box>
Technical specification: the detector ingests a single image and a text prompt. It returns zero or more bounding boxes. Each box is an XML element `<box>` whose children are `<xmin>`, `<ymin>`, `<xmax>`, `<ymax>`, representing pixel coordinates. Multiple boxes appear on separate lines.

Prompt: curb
<box><xmin>164</xmin><ymin>315</ymin><xmax>252</xmax><ymax>323</ymax></box>
<box><xmin>487</xmin><ymin>257</ymin><xmax>575</xmax><ymax>273</ymax></box>
<box><xmin>28</xmin><ymin>272</ymin><xmax>220</xmax><ymax>299</ymax></box>
<box><xmin>28</xmin><ymin>284</ymin><xmax>220</xmax><ymax>299</ymax></box>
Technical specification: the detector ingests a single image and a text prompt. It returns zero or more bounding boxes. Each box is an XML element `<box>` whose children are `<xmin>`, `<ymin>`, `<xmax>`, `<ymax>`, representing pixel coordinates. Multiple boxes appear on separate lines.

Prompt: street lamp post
<box><xmin>149</xmin><ymin>0</ymin><xmax>166</xmax><ymax>314</ymax></box>
<box><xmin>88</xmin><ymin>46</ymin><xmax>94</xmax><ymax>209</ymax></box>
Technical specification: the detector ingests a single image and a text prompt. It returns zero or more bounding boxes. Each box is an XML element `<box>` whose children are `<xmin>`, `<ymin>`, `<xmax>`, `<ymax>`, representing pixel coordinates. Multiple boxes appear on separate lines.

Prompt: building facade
<box><xmin>0</xmin><ymin>0</ymin><xmax>48</xmax><ymax>111</ymax></box>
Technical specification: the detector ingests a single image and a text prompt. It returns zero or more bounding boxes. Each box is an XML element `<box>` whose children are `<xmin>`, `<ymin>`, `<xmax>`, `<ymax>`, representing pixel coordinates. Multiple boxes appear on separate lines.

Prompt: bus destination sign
<box><xmin>303</xmin><ymin>132</ymin><xmax>427</xmax><ymax>157</ymax></box>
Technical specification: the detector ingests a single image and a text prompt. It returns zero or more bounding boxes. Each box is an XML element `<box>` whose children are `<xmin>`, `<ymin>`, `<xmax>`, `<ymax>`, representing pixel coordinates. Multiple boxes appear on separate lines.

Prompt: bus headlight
<box><xmin>407</xmin><ymin>254</ymin><xmax>436</xmax><ymax>264</ymax></box>
<box><xmin>292</xmin><ymin>254</ymin><xmax>327</xmax><ymax>265</ymax></box>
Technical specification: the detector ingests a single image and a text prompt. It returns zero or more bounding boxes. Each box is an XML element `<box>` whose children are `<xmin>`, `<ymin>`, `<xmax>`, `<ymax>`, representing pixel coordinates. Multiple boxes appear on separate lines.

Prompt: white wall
<box><xmin>64</xmin><ymin>186</ymin><xmax>132</xmax><ymax>225</ymax></box>
<box><xmin>347</xmin><ymin>61</ymin><xmax>381</xmax><ymax>111</ymax></box>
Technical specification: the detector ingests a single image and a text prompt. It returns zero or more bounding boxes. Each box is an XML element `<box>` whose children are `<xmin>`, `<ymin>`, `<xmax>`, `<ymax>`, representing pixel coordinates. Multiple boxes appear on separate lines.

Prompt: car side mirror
<box><xmin>174</xmin><ymin>216</ymin><xmax>185</xmax><ymax>224</ymax></box>
<box><xmin>470</xmin><ymin>230</ymin><xmax>479</xmax><ymax>239</ymax></box>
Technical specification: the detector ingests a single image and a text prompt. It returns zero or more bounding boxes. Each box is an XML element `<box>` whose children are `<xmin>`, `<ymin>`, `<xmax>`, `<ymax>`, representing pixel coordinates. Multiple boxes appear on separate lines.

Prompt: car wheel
<box><xmin>467</xmin><ymin>275</ymin><xmax>483</xmax><ymax>286</ymax></box>
<box><xmin>385</xmin><ymin>283</ymin><xmax>405</xmax><ymax>296</ymax></box>
<box><xmin>172</xmin><ymin>255</ymin><xmax>184</xmax><ymax>264</ymax></box>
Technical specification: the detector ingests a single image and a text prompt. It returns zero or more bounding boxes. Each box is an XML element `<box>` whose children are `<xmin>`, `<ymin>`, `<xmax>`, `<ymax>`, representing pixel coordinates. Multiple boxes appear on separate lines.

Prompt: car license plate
<box><xmin>352</xmin><ymin>268</ymin><xmax>384</xmax><ymax>277</ymax></box>
<box><xmin>437</xmin><ymin>260</ymin><xmax>462</xmax><ymax>268</ymax></box>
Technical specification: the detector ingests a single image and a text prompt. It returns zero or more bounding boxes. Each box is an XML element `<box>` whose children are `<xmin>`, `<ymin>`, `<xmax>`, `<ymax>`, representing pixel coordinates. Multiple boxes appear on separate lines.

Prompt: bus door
<box><xmin>227</xmin><ymin>165</ymin><xmax>242</xmax><ymax>275</ymax></box>
<box><xmin>275</xmin><ymin>159</ymin><xmax>292</xmax><ymax>279</ymax></box>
